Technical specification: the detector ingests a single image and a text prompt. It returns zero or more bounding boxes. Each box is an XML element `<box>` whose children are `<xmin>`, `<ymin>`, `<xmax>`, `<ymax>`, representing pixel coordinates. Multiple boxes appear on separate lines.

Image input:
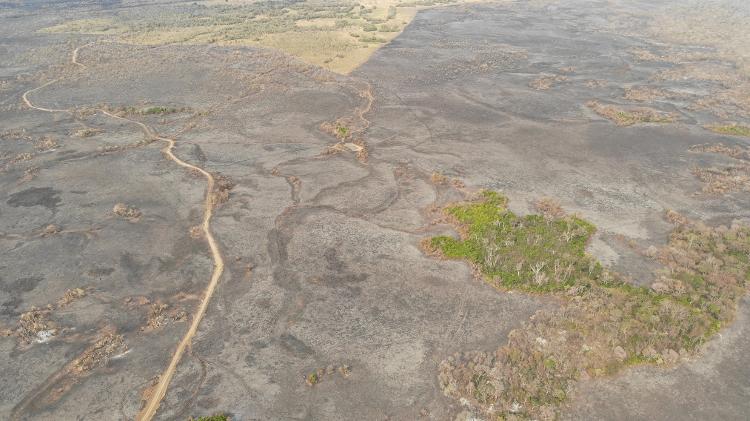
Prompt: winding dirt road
<box><xmin>21</xmin><ymin>44</ymin><xmax>226</xmax><ymax>421</ymax></box>
<box><xmin>21</xmin><ymin>79</ymin><xmax>68</xmax><ymax>113</ymax></box>
<box><xmin>100</xmin><ymin>109</ymin><xmax>225</xmax><ymax>421</ymax></box>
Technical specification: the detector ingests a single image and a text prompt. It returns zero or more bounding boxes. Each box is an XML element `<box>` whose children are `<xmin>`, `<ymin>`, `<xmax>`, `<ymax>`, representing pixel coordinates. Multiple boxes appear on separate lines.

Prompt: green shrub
<box><xmin>430</xmin><ymin>191</ymin><xmax>600</xmax><ymax>292</ymax></box>
<box><xmin>190</xmin><ymin>414</ymin><xmax>228</xmax><ymax>421</ymax></box>
<box><xmin>386</xmin><ymin>5</ymin><xmax>397</xmax><ymax>20</ymax></box>
<box><xmin>430</xmin><ymin>191</ymin><xmax>750</xmax><ymax>419</ymax></box>
<box><xmin>710</xmin><ymin>124</ymin><xmax>750</xmax><ymax>137</ymax></box>
<box><xmin>140</xmin><ymin>106</ymin><xmax>178</xmax><ymax>115</ymax></box>
<box><xmin>378</xmin><ymin>24</ymin><xmax>400</xmax><ymax>32</ymax></box>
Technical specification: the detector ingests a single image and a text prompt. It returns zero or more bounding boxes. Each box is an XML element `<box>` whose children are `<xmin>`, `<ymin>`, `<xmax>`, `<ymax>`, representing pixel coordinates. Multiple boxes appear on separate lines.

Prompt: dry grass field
<box><xmin>40</xmin><ymin>0</ymin><xmax>486</xmax><ymax>73</ymax></box>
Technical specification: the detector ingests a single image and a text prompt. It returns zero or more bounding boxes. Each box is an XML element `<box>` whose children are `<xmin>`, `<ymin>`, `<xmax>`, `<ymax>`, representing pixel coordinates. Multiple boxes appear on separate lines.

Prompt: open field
<box><xmin>38</xmin><ymin>0</ymin><xmax>489</xmax><ymax>74</ymax></box>
<box><xmin>1</xmin><ymin>0</ymin><xmax>750</xmax><ymax>420</ymax></box>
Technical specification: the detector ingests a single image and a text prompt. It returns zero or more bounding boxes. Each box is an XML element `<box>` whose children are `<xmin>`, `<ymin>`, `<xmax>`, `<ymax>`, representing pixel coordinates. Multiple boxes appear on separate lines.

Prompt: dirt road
<box><xmin>20</xmin><ymin>44</ymin><xmax>227</xmax><ymax>421</ymax></box>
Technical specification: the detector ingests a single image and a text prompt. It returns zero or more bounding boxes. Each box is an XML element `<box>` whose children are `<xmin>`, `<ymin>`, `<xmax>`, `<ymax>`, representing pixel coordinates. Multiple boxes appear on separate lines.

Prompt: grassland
<box><xmin>40</xmin><ymin>0</ymin><xmax>485</xmax><ymax>74</ymax></box>
<box><xmin>427</xmin><ymin>191</ymin><xmax>750</xmax><ymax>420</ymax></box>
<box><xmin>710</xmin><ymin>124</ymin><xmax>750</xmax><ymax>138</ymax></box>
<box><xmin>689</xmin><ymin>140</ymin><xmax>750</xmax><ymax>195</ymax></box>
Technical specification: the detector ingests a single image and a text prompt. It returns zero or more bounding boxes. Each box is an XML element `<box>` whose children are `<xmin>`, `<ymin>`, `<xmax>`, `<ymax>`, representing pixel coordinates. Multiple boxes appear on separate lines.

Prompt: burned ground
<box><xmin>1</xmin><ymin>0</ymin><xmax>749</xmax><ymax>420</ymax></box>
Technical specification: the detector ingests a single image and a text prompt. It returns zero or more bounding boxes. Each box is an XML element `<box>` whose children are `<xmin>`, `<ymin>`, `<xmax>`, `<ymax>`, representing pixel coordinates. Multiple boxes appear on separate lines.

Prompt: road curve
<box><xmin>101</xmin><ymin>109</ymin><xmax>226</xmax><ymax>421</ymax></box>
<box><xmin>21</xmin><ymin>44</ymin><xmax>226</xmax><ymax>421</ymax></box>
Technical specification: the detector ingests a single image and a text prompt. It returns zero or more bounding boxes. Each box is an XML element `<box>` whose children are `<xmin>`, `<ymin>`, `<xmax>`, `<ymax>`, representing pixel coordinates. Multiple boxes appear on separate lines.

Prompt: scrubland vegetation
<box><xmin>710</xmin><ymin>124</ymin><xmax>750</xmax><ymax>138</ymax></box>
<box><xmin>190</xmin><ymin>415</ymin><xmax>228</xmax><ymax>421</ymax></box>
<box><xmin>689</xmin><ymin>140</ymin><xmax>750</xmax><ymax>195</ymax></box>
<box><xmin>113</xmin><ymin>203</ymin><xmax>142</xmax><ymax>219</ymax></box>
<box><xmin>427</xmin><ymin>191</ymin><xmax>750</xmax><ymax>420</ymax></box>
<box><xmin>40</xmin><ymin>0</ymin><xmax>482</xmax><ymax>73</ymax></box>
<box><xmin>586</xmin><ymin>100</ymin><xmax>675</xmax><ymax>126</ymax></box>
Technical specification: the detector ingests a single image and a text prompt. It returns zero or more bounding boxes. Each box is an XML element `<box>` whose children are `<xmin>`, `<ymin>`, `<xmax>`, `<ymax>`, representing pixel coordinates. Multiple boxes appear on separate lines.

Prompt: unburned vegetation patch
<box><xmin>689</xmin><ymin>139</ymin><xmax>750</xmax><ymax>195</ymax></box>
<box><xmin>425</xmin><ymin>191</ymin><xmax>750</xmax><ymax>420</ymax></box>
<box><xmin>113</xmin><ymin>202</ymin><xmax>142</xmax><ymax>220</ymax></box>
<box><xmin>73</xmin><ymin>332</ymin><xmax>127</xmax><ymax>372</ymax></box>
<box><xmin>586</xmin><ymin>100</ymin><xmax>676</xmax><ymax>126</ymax></box>
<box><xmin>691</xmin><ymin>166</ymin><xmax>750</xmax><ymax>195</ymax></box>
<box><xmin>189</xmin><ymin>414</ymin><xmax>229</xmax><ymax>421</ymax></box>
<box><xmin>709</xmin><ymin>124</ymin><xmax>750</xmax><ymax>138</ymax></box>
<box><xmin>529</xmin><ymin>74</ymin><xmax>567</xmax><ymax>90</ymax></box>
<box><xmin>38</xmin><ymin>0</ymin><xmax>484</xmax><ymax>74</ymax></box>
<box><xmin>428</xmin><ymin>191</ymin><xmax>599</xmax><ymax>293</ymax></box>
<box><xmin>16</xmin><ymin>307</ymin><xmax>58</xmax><ymax>344</ymax></box>
<box><xmin>623</xmin><ymin>86</ymin><xmax>680</xmax><ymax>102</ymax></box>
<box><xmin>211</xmin><ymin>173</ymin><xmax>235</xmax><ymax>208</ymax></box>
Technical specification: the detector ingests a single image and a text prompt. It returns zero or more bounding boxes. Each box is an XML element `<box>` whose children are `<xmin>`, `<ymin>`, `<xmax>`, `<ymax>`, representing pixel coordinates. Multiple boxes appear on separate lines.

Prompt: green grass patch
<box><xmin>141</xmin><ymin>106</ymin><xmax>179</xmax><ymax>115</ymax></box>
<box><xmin>112</xmin><ymin>105</ymin><xmax>184</xmax><ymax>116</ymax></box>
<box><xmin>190</xmin><ymin>415</ymin><xmax>228</xmax><ymax>421</ymax></box>
<box><xmin>587</xmin><ymin>100</ymin><xmax>675</xmax><ymax>126</ymax></box>
<box><xmin>306</xmin><ymin>371</ymin><xmax>320</xmax><ymax>385</ymax></box>
<box><xmin>710</xmin><ymin>124</ymin><xmax>750</xmax><ymax>137</ymax></box>
<box><xmin>336</xmin><ymin>124</ymin><xmax>349</xmax><ymax>138</ymax></box>
<box><xmin>430</xmin><ymin>190</ymin><xmax>599</xmax><ymax>292</ymax></box>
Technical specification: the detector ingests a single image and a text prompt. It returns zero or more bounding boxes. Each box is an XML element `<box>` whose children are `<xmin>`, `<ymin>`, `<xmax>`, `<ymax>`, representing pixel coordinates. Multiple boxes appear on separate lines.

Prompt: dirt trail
<box><xmin>71</xmin><ymin>42</ymin><xmax>93</xmax><ymax>68</ymax></box>
<box><xmin>22</xmin><ymin>79</ymin><xmax>68</xmax><ymax>113</ymax></box>
<box><xmin>20</xmin><ymin>44</ymin><xmax>226</xmax><ymax>421</ymax></box>
<box><xmin>356</xmin><ymin>80</ymin><xmax>374</xmax><ymax>132</ymax></box>
<box><xmin>101</xmin><ymin>109</ymin><xmax>226</xmax><ymax>421</ymax></box>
